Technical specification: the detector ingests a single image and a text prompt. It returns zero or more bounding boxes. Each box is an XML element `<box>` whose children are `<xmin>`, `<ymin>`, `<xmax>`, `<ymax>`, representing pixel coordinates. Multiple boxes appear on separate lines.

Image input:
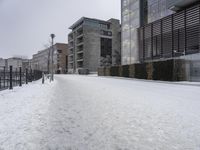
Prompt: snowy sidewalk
<box><xmin>0</xmin><ymin>75</ymin><xmax>200</xmax><ymax>150</ymax></box>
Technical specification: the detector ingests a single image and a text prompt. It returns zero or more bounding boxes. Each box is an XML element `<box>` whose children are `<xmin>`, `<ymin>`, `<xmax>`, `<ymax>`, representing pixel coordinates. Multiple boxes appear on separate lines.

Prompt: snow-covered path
<box><xmin>0</xmin><ymin>75</ymin><xmax>200</xmax><ymax>150</ymax></box>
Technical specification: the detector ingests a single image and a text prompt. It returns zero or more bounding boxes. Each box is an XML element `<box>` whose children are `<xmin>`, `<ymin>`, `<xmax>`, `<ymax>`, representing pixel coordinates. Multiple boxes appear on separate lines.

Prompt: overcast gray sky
<box><xmin>0</xmin><ymin>0</ymin><xmax>120</xmax><ymax>59</ymax></box>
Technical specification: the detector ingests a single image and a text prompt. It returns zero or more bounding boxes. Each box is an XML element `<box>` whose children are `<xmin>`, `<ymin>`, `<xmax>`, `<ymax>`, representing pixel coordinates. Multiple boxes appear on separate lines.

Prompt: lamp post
<box><xmin>50</xmin><ymin>33</ymin><xmax>55</xmax><ymax>82</ymax></box>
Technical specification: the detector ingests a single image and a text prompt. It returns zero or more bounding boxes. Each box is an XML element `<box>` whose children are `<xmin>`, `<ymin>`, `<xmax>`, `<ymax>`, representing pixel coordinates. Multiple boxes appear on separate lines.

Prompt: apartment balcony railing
<box><xmin>77</xmin><ymin>54</ymin><xmax>83</xmax><ymax>61</ymax></box>
<box><xmin>77</xmin><ymin>50</ymin><xmax>84</xmax><ymax>54</ymax></box>
<box><xmin>68</xmin><ymin>32</ymin><xmax>73</xmax><ymax>40</ymax></box>
<box><xmin>69</xmin><ymin>54</ymin><xmax>74</xmax><ymax>57</ymax></box>
<box><xmin>77</xmin><ymin>61</ymin><xmax>83</xmax><ymax>68</ymax></box>
<box><xmin>69</xmin><ymin>60</ymin><xmax>74</xmax><ymax>64</ymax></box>
<box><xmin>76</xmin><ymin>42</ymin><xmax>84</xmax><ymax>46</ymax></box>
<box><xmin>76</xmin><ymin>58</ymin><xmax>84</xmax><ymax>62</ymax></box>
<box><xmin>77</xmin><ymin>40</ymin><xmax>84</xmax><ymax>45</ymax></box>
<box><xmin>68</xmin><ymin>38</ymin><xmax>74</xmax><ymax>43</ymax></box>
<box><xmin>138</xmin><ymin>3</ymin><xmax>200</xmax><ymax>62</ymax></box>
<box><xmin>76</xmin><ymin>34</ymin><xmax>83</xmax><ymax>39</ymax></box>
<box><xmin>76</xmin><ymin>27</ymin><xmax>83</xmax><ymax>36</ymax></box>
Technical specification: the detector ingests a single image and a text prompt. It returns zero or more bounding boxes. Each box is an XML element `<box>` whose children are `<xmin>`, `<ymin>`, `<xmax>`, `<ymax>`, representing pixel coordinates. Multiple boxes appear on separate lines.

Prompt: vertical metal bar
<box><xmin>30</xmin><ymin>69</ymin><xmax>32</xmax><ymax>82</ymax></box>
<box><xmin>199</xmin><ymin>5</ymin><xmax>200</xmax><ymax>52</ymax></box>
<box><xmin>178</xmin><ymin>29</ymin><xmax>179</xmax><ymax>53</ymax></box>
<box><xmin>143</xmin><ymin>27</ymin><xmax>145</xmax><ymax>61</ymax></box>
<box><xmin>19</xmin><ymin>67</ymin><xmax>22</xmax><ymax>87</ymax></box>
<box><xmin>3</xmin><ymin>66</ymin><xmax>5</xmax><ymax>88</ymax></box>
<box><xmin>172</xmin><ymin>14</ymin><xmax>174</xmax><ymax>57</ymax></box>
<box><xmin>151</xmin><ymin>23</ymin><xmax>153</xmax><ymax>60</ymax></box>
<box><xmin>156</xmin><ymin>36</ymin><xmax>158</xmax><ymax>56</ymax></box>
<box><xmin>9</xmin><ymin>66</ymin><xmax>13</xmax><ymax>90</ymax></box>
<box><xmin>160</xmin><ymin>19</ymin><xmax>163</xmax><ymax>57</ymax></box>
<box><xmin>26</xmin><ymin>68</ymin><xmax>28</xmax><ymax>84</ymax></box>
<box><xmin>184</xmin><ymin>9</ymin><xmax>187</xmax><ymax>55</ymax></box>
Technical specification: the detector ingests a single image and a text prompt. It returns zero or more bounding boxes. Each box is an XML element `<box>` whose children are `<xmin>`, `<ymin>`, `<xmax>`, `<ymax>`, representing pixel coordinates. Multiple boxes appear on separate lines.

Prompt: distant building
<box><xmin>0</xmin><ymin>58</ymin><xmax>6</xmax><ymax>70</ymax></box>
<box><xmin>31</xmin><ymin>43</ymin><xmax>68</xmax><ymax>74</ymax></box>
<box><xmin>0</xmin><ymin>57</ymin><xmax>31</xmax><ymax>71</ymax></box>
<box><xmin>68</xmin><ymin>17</ymin><xmax>121</xmax><ymax>73</ymax></box>
<box><xmin>7</xmin><ymin>57</ymin><xmax>23</xmax><ymax>71</ymax></box>
<box><xmin>22</xmin><ymin>59</ymin><xmax>31</xmax><ymax>72</ymax></box>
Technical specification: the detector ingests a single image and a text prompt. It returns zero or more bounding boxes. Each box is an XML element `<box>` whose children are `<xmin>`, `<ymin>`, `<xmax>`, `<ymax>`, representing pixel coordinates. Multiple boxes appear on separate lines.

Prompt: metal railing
<box><xmin>0</xmin><ymin>66</ymin><xmax>42</xmax><ymax>91</ymax></box>
<box><xmin>138</xmin><ymin>3</ymin><xmax>200</xmax><ymax>62</ymax></box>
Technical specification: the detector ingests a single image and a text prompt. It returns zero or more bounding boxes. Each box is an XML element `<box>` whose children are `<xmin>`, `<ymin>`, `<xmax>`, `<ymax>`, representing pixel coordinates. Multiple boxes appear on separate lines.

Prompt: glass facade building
<box><xmin>121</xmin><ymin>0</ymin><xmax>173</xmax><ymax>65</ymax></box>
<box><xmin>121</xmin><ymin>0</ymin><xmax>141</xmax><ymax>65</ymax></box>
<box><xmin>147</xmin><ymin>0</ymin><xmax>173</xmax><ymax>23</ymax></box>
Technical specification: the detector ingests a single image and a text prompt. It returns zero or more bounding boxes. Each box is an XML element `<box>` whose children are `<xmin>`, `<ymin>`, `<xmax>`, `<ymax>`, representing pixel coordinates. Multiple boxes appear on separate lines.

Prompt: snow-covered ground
<box><xmin>0</xmin><ymin>75</ymin><xmax>200</xmax><ymax>150</ymax></box>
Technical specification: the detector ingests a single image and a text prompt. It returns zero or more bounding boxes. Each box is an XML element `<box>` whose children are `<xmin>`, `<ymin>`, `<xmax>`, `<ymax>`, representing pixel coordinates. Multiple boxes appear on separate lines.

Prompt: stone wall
<box><xmin>98</xmin><ymin>59</ymin><xmax>189</xmax><ymax>81</ymax></box>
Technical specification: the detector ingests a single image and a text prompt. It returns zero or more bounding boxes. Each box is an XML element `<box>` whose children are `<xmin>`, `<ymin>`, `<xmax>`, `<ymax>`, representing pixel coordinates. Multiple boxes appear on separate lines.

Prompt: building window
<box><xmin>100</xmin><ymin>30</ymin><xmax>112</xmax><ymax>36</ymax></box>
<box><xmin>100</xmin><ymin>38</ymin><xmax>112</xmax><ymax>67</ymax></box>
<box><xmin>100</xmin><ymin>23</ymin><xmax>109</xmax><ymax>29</ymax></box>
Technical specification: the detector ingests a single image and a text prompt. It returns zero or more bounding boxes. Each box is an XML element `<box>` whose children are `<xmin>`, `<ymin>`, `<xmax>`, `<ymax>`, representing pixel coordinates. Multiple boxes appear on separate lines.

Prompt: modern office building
<box><xmin>31</xmin><ymin>43</ymin><xmax>68</xmax><ymax>74</ymax></box>
<box><xmin>121</xmin><ymin>0</ymin><xmax>200</xmax><ymax>81</ymax></box>
<box><xmin>121</xmin><ymin>0</ymin><xmax>174</xmax><ymax>65</ymax></box>
<box><xmin>68</xmin><ymin>17</ymin><xmax>121</xmax><ymax>73</ymax></box>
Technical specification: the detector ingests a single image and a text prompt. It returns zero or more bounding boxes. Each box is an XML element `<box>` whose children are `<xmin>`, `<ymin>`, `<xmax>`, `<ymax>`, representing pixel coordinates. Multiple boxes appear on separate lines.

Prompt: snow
<box><xmin>0</xmin><ymin>75</ymin><xmax>200</xmax><ymax>150</ymax></box>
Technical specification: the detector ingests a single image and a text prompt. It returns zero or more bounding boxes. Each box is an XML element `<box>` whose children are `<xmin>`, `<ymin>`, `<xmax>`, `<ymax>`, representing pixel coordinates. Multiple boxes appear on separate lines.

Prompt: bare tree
<box><xmin>43</xmin><ymin>41</ymin><xmax>51</xmax><ymax>74</ymax></box>
<box><xmin>112</xmin><ymin>50</ymin><xmax>121</xmax><ymax>66</ymax></box>
<box><xmin>100</xmin><ymin>55</ymin><xmax>112</xmax><ymax>67</ymax></box>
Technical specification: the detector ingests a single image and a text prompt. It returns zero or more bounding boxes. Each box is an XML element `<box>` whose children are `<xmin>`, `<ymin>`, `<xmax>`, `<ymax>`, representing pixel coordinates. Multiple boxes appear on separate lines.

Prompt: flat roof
<box><xmin>69</xmin><ymin>17</ymin><xmax>111</xmax><ymax>30</ymax></box>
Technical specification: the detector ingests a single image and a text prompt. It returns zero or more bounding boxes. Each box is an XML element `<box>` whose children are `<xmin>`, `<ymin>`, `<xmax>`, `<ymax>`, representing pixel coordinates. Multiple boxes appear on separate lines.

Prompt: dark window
<box><xmin>100</xmin><ymin>38</ymin><xmax>112</xmax><ymax>57</ymax></box>
<box><xmin>100</xmin><ymin>30</ymin><xmax>112</xmax><ymax>36</ymax></box>
<box><xmin>57</xmin><ymin>50</ymin><xmax>62</xmax><ymax>53</ymax></box>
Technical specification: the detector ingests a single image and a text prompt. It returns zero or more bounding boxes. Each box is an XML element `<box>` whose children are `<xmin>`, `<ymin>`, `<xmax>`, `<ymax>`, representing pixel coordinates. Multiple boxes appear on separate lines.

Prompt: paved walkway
<box><xmin>0</xmin><ymin>75</ymin><xmax>200</xmax><ymax>150</ymax></box>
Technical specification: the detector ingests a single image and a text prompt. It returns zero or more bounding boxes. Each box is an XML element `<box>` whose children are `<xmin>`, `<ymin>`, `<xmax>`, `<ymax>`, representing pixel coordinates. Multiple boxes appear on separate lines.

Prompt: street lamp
<box><xmin>50</xmin><ymin>33</ymin><xmax>55</xmax><ymax>82</ymax></box>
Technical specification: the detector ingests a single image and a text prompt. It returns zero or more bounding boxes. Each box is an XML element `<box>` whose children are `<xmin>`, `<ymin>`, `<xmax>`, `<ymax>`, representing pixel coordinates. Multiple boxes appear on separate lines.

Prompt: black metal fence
<box><xmin>138</xmin><ymin>3</ymin><xmax>200</xmax><ymax>62</ymax></box>
<box><xmin>0</xmin><ymin>66</ymin><xmax>42</xmax><ymax>91</ymax></box>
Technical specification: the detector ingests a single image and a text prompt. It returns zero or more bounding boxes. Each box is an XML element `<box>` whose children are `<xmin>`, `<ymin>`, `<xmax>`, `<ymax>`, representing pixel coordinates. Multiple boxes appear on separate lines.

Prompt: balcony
<box><xmin>68</xmin><ymin>38</ymin><xmax>74</xmax><ymax>43</ymax></box>
<box><xmin>69</xmin><ymin>40</ymin><xmax>74</xmax><ymax>45</ymax></box>
<box><xmin>77</xmin><ymin>58</ymin><xmax>83</xmax><ymax>62</ymax></box>
<box><xmin>69</xmin><ymin>47</ymin><xmax>74</xmax><ymax>51</ymax></box>
<box><xmin>76</xmin><ymin>27</ymin><xmax>83</xmax><ymax>36</ymax></box>
<box><xmin>76</xmin><ymin>36</ymin><xmax>84</xmax><ymax>45</ymax></box>
<box><xmin>68</xmin><ymin>32</ymin><xmax>73</xmax><ymax>41</ymax></box>
<box><xmin>69</xmin><ymin>53</ymin><xmax>74</xmax><ymax>57</ymax></box>
<box><xmin>76</xmin><ymin>34</ymin><xmax>83</xmax><ymax>39</ymax></box>
<box><xmin>77</xmin><ymin>52</ymin><xmax>83</xmax><ymax>61</ymax></box>
<box><xmin>77</xmin><ymin>45</ymin><xmax>84</xmax><ymax>53</ymax></box>
<box><xmin>77</xmin><ymin>61</ymin><xmax>83</xmax><ymax>68</ymax></box>
<box><xmin>76</xmin><ymin>42</ymin><xmax>84</xmax><ymax>47</ymax></box>
<box><xmin>69</xmin><ymin>48</ymin><xmax>74</xmax><ymax>53</ymax></box>
<box><xmin>69</xmin><ymin>55</ymin><xmax>74</xmax><ymax>62</ymax></box>
<box><xmin>77</xmin><ymin>50</ymin><xmax>84</xmax><ymax>54</ymax></box>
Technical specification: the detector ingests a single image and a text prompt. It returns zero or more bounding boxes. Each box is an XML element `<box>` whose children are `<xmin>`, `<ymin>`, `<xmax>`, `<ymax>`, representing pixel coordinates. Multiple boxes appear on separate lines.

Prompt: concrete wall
<box><xmin>83</xmin><ymin>25</ymin><xmax>101</xmax><ymax>72</ymax></box>
<box><xmin>108</xmin><ymin>19</ymin><xmax>121</xmax><ymax>66</ymax></box>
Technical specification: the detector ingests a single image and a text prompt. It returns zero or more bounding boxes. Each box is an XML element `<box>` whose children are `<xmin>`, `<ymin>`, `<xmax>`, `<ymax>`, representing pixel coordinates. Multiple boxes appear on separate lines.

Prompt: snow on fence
<box><xmin>0</xmin><ymin>66</ymin><xmax>42</xmax><ymax>91</ymax></box>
